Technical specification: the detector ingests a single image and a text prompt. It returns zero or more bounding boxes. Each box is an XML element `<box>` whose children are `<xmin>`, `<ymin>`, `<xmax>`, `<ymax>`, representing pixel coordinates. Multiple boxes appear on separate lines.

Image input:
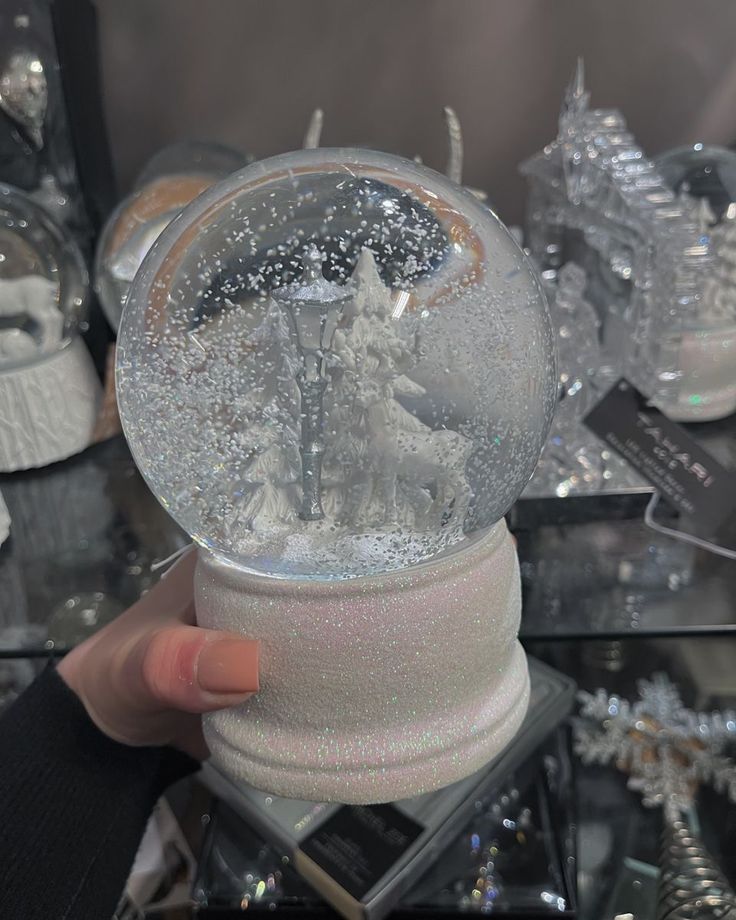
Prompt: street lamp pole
<box><xmin>274</xmin><ymin>246</ymin><xmax>350</xmax><ymax>521</ymax></box>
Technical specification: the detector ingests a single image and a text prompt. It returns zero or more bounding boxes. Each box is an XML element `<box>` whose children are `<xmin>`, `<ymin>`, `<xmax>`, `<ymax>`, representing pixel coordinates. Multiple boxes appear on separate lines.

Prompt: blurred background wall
<box><xmin>94</xmin><ymin>0</ymin><xmax>736</xmax><ymax>224</ymax></box>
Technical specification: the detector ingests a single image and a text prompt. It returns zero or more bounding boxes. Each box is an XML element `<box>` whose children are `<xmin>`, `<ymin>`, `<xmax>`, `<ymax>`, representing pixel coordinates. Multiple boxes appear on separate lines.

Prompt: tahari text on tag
<box><xmin>584</xmin><ymin>379</ymin><xmax>736</xmax><ymax>533</ymax></box>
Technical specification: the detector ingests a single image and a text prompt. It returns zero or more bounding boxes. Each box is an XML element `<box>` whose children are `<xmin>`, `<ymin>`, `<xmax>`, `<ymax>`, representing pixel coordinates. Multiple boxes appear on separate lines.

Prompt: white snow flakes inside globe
<box><xmin>116</xmin><ymin>149</ymin><xmax>556</xmax><ymax>578</ymax></box>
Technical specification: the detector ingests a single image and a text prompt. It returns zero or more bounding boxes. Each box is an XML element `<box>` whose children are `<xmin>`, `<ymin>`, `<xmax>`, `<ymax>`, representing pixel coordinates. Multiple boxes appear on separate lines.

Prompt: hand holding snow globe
<box><xmin>117</xmin><ymin>148</ymin><xmax>556</xmax><ymax>802</ymax></box>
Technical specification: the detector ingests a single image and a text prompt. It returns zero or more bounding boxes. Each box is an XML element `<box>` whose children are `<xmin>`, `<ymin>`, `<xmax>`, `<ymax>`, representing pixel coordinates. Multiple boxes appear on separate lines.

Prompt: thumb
<box><xmin>135</xmin><ymin>626</ymin><xmax>259</xmax><ymax>714</ymax></box>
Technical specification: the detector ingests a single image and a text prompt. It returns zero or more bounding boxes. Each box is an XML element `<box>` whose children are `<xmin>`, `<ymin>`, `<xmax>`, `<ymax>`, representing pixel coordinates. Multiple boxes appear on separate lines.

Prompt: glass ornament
<box><xmin>95</xmin><ymin>141</ymin><xmax>249</xmax><ymax>330</ymax></box>
<box><xmin>656</xmin><ymin>144</ymin><xmax>736</xmax><ymax>222</ymax></box>
<box><xmin>0</xmin><ymin>183</ymin><xmax>87</xmax><ymax>369</ymax></box>
<box><xmin>655</xmin><ymin>144</ymin><xmax>736</xmax><ymax>419</ymax></box>
<box><xmin>117</xmin><ymin>148</ymin><xmax>556</xmax><ymax>580</ymax></box>
<box><xmin>0</xmin><ymin>183</ymin><xmax>100</xmax><ymax>470</ymax></box>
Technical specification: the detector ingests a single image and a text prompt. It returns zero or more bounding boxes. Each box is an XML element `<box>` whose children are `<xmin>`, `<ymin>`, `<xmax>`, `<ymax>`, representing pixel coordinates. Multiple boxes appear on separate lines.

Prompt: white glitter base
<box><xmin>0</xmin><ymin>338</ymin><xmax>102</xmax><ymax>471</ymax></box>
<box><xmin>661</xmin><ymin>324</ymin><xmax>736</xmax><ymax>422</ymax></box>
<box><xmin>196</xmin><ymin>521</ymin><xmax>529</xmax><ymax>803</ymax></box>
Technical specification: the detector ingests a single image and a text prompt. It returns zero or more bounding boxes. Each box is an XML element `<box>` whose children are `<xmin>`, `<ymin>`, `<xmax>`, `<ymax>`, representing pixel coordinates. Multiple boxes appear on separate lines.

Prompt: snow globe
<box><xmin>655</xmin><ymin>145</ymin><xmax>736</xmax><ymax>421</ymax></box>
<box><xmin>117</xmin><ymin>148</ymin><xmax>556</xmax><ymax>802</ymax></box>
<box><xmin>95</xmin><ymin>141</ymin><xmax>248</xmax><ymax>330</ymax></box>
<box><xmin>0</xmin><ymin>184</ymin><xmax>100</xmax><ymax>471</ymax></box>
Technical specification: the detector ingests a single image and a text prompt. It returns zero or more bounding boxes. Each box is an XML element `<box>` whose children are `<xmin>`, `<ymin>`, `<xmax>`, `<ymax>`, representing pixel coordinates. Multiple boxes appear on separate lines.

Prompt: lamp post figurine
<box><xmin>274</xmin><ymin>246</ymin><xmax>350</xmax><ymax>521</ymax></box>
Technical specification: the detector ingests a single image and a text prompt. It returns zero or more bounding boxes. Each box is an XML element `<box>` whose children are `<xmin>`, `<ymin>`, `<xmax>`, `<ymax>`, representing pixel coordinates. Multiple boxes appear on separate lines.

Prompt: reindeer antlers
<box><xmin>303</xmin><ymin>108</ymin><xmax>324</xmax><ymax>149</ymax></box>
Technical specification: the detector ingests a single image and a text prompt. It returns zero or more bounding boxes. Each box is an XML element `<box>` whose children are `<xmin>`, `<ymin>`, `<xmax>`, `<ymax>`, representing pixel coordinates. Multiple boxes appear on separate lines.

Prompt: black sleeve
<box><xmin>0</xmin><ymin>665</ymin><xmax>198</xmax><ymax>920</ymax></box>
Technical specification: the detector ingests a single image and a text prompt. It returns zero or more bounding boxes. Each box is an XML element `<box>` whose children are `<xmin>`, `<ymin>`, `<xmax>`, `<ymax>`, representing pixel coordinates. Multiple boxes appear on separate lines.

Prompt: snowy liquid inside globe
<box><xmin>117</xmin><ymin>149</ymin><xmax>555</xmax><ymax>578</ymax></box>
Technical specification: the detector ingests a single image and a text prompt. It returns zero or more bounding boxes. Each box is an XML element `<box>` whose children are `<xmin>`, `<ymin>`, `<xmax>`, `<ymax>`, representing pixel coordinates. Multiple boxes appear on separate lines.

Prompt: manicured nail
<box><xmin>197</xmin><ymin>637</ymin><xmax>259</xmax><ymax>695</ymax></box>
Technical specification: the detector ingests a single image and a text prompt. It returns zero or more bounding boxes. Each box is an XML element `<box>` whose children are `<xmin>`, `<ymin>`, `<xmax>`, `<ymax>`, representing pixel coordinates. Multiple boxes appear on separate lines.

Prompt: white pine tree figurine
<box><xmin>229</xmin><ymin>297</ymin><xmax>302</xmax><ymax>536</ymax></box>
<box><xmin>328</xmin><ymin>249</ymin><xmax>471</xmax><ymax>531</ymax></box>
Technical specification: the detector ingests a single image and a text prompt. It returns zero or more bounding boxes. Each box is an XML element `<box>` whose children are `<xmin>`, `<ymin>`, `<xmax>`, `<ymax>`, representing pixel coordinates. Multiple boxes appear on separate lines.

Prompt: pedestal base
<box><xmin>195</xmin><ymin>521</ymin><xmax>529</xmax><ymax>803</ymax></box>
<box><xmin>0</xmin><ymin>338</ymin><xmax>102</xmax><ymax>471</ymax></box>
<box><xmin>663</xmin><ymin>324</ymin><xmax>736</xmax><ymax>422</ymax></box>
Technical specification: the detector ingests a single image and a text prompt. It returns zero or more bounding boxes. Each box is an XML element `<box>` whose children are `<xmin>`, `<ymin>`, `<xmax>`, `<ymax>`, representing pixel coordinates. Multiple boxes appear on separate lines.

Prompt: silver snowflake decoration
<box><xmin>575</xmin><ymin>673</ymin><xmax>736</xmax><ymax>817</ymax></box>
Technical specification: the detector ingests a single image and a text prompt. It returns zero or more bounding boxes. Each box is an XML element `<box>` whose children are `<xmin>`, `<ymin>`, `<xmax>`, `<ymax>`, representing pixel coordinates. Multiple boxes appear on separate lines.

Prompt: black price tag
<box><xmin>300</xmin><ymin>803</ymin><xmax>423</xmax><ymax>900</ymax></box>
<box><xmin>584</xmin><ymin>379</ymin><xmax>736</xmax><ymax>533</ymax></box>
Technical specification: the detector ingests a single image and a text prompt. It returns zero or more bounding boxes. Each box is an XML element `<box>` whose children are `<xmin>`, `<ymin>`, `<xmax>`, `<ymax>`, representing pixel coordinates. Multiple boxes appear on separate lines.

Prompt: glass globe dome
<box><xmin>654</xmin><ymin>144</ymin><xmax>736</xmax><ymax>420</ymax></box>
<box><xmin>655</xmin><ymin>145</ymin><xmax>736</xmax><ymax>330</ymax></box>
<box><xmin>656</xmin><ymin>144</ymin><xmax>736</xmax><ymax>222</ymax></box>
<box><xmin>0</xmin><ymin>184</ymin><xmax>88</xmax><ymax>371</ymax></box>
<box><xmin>117</xmin><ymin>148</ymin><xmax>556</xmax><ymax>579</ymax></box>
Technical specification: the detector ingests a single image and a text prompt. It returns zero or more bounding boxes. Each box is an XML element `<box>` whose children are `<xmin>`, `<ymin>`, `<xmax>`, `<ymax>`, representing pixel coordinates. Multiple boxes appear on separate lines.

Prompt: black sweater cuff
<box><xmin>0</xmin><ymin>665</ymin><xmax>197</xmax><ymax>920</ymax></box>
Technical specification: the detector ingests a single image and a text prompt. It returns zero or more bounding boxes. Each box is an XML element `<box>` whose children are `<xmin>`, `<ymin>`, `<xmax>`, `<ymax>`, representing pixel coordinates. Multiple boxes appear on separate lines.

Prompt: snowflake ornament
<box><xmin>575</xmin><ymin>674</ymin><xmax>736</xmax><ymax>819</ymax></box>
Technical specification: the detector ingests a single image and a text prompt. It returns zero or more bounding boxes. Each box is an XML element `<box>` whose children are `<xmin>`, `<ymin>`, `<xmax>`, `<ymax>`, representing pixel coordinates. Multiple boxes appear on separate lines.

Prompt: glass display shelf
<box><xmin>191</xmin><ymin>730</ymin><xmax>575</xmax><ymax>919</ymax></box>
<box><xmin>0</xmin><ymin>429</ymin><xmax>733</xmax><ymax>659</ymax></box>
<box><xmin>139</xmin><ymin>635</ymin><xmax>734</xmax><ymax>920</ymax></box>
<box><xmin>529</xmin><ymin>634</ymin><xmax>736</xmax><ymax>920</ymax></box>
<box><xmin>184</xmin><ymin>751</ymin><xmax>731</xmax><ymax>920</ymax></box>
<box><xmin>0</xmin><ymin>434</ymin><xmax>732</xmax><ymax>920</ymax></box>
<box><xmin>0</xmin><ymin>436</ymin><xmax>187</xmax><ymax>659</ymax></box>
<box><xmin>517</xmin><ymin>410</ymin><xmax>736</xmax><ymax>641</ymax></box>
<box><xmin>517</xmin><ymin>515</ymin><xmax>736</xmax><ymax>640</ymax></box>
<box><xmin>574</xmin><ymin>766</ymin><xmax>736</xmax><ymax>920</ymax></box>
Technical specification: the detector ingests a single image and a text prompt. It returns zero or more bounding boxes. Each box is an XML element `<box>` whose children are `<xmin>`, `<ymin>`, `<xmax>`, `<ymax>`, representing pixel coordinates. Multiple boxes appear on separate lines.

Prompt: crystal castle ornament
<box><xmin>117</xmin><ymin>148</ymin><xmax>556</xmax><ymax>802</ymax></box>
<box><xmin>521</xmin><ymin>61</ymin><xmax>726</xmax><ymax>422</ymax></box>
<box><xmin>525</xmin><ymin>262</ymin><xmax>606</xmax><ymax>497</ymax></box>
<box><xmin>522</xmin><ymin>261</ymin><xmax>643</xmax><ymax>498</ymax></box>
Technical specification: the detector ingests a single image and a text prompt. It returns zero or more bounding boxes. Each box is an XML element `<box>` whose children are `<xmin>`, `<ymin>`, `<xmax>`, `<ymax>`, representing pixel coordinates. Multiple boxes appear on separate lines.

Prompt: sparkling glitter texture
<box><xmin>197</xmin><ymin>521</ymin><xmax>530</xmax><ymax>802</ymax></box>
<box><xmin>575</xmin><ymin>673</ymin><xmax>736</xmax><ymax>818</ymax></box>
<box><xmin>116</xmin><ymin>149</ymin><xmax>555</xmax><ymax>580</ymax></box>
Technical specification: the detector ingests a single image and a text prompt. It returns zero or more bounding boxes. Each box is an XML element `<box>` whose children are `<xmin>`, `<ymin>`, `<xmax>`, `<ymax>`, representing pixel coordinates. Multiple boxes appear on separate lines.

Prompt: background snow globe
<box><xmin>95</xmin><ymin>141</ymin><xmax>249</xmax><ymax>331</ymax></box>
<box><xmin>0</xmin><ymin>183</ymin><xmax>101</xmax><ymax>471</ymax></box>
<box><xmin>117</xmin><ymin>148</ymin><xmax>556</xmax><ymax>802</ymax></box>
<box><xmin>655</xmin><ymin>144</ymin><xmax>736</xmax><ymax>420</ymax></box>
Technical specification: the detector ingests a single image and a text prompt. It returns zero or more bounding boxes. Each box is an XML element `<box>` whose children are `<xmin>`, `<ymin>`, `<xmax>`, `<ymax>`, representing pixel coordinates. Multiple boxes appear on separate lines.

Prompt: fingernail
<box><xmin>197</xmin><ymin>637</ymin><xmax>260</xmax><ymax>695</ymax></box>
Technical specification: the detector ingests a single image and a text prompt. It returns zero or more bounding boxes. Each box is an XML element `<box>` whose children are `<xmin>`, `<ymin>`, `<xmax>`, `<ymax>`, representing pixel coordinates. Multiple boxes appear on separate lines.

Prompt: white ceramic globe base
<box><xmin>196</xmin><ymin>519</ymin><xmax>529</xmax><ymax>804</ymax></box>
<box><xmin>0</xmin><ymin>338</ymin><xmax>102</xmax><ymax>471</ymax></box>
<box><xmin>662</xmin><ymin>325</ymin><xmax>736</xmax><ymax>422</ymax></box>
